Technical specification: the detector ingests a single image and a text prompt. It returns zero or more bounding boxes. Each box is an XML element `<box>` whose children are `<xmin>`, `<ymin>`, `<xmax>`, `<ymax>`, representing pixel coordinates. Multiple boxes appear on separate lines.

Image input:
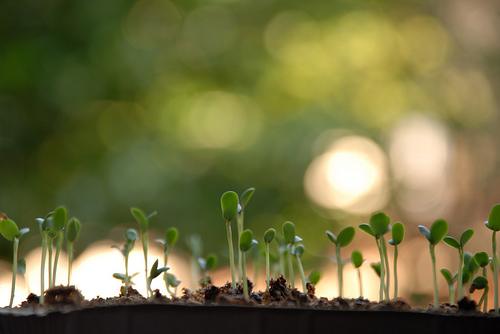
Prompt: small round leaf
<box><xmin>221</xmin><ymin>191</ymin><xmax>239</xmax><ymax>221</ymax></box>
<box><xmin>429</xmin><ymin>219</ymin><xmax>448</xmax><ymax>246</ymax></box>
<box><xmin>390</xmin><ymin>222</ymin><xmax>405</xmax><ymax>245</ymax></box>
<box><xmin>293</xmin><ymin>244</ymin><xmax>305</xmax><ymax>258</ymax></box>
<box><xmin>240</xmin><ymin>229</ymin><xmax>254</xmax><ymax>252</ymax></box>
<box><xmin>166</xmin><ymin>227</ymin><xmax>179</xmax><ymax>248</ymax></box>
<box><xmin>486</xmin><ymin>204</ymin><xmax>500</xmax><ymax>231</ymax></box>
<box><xmin>283</xmin><ymin>221</ymin><xmax>296</xmax><ymax>244</ymax></box>
<box><xmin>474</xmin><ymin>251</ymin><xmax>490</xmax><ymax>268</ymax></box>
<box><xmin>125</xmin><ymin>228</ymin><xmax>138</xmax><ymax>242</ymax></box>
<box><xmin>0</xmin><ymin>219</ymin><xmax>19</xmax><ymax>241</ymax></box>
<box><xmin>370</xmin><ymin>212</ymin><xmax>391</xmax><ymax>237</ymax></box>
<box><xmin>239</xmin><ymin>188</ymin><xmax>255</xmax><ymax>210</ymax></box>
<box><xmin>471</xmin><ymin>275</ymin><xmax>488</xmax><ymax>290</ymax></box>
<box><xmin>308</xmin><ymin>270</ymin><xmax>321</xmax><ymax>285</ymax></box>
<box><xmin>337</xmin><ymin>226</ymin><xmax>356</xmax><ymax>248</ymax></box>
<box><xmin>325</xmin><ymin>231</ymin><xmax>337</xmax><ymax>245</ymax></box>
<box><xmin>51</xmin><ymin>205</ymin><xmax>67</xmax><ymax>232</ymax></box>
<box><xmin>459</xmin><ymin>229</ymin><xmax>474</xmax><ymax>247</ymax></box>
<box><xmin>66</xmin><ymin>218</ymin><xmax>81</xmax><ymax>242</ymax></box>
<box><xmin>351</xmin><ymin>250</ymin><xmax>364</xmax><ymax>268</ymax></box>
<box><xmin>440</xmin><ymin>269</ymin><xmax>453</xmax><ymax>285</ymax></box>
<box><xmin>359</xmin><ymin>224</ymin><xmax>374</xmax><ymax>237</ymax></box>
<box><xmin>206</xmin><ymin>254</ymin><xmax>217</xmax><ymax>271</ymax></box>
<box><xmin>443</xmin><ymin>236</ymin><xmax>460</xmax><ymax>249</ymax></box>
<box><xmin>264</xmin><ymin>228</ymin><xmax>276</xmax><ymax>244</ymax></box>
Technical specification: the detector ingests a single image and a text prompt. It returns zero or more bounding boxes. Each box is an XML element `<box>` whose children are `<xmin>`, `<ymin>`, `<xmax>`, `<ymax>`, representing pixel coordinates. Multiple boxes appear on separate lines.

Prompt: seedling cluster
<box><xmin>2</xmin><ymin>194</ymin><xmax>500</xmax><ymax>315</ymax></box>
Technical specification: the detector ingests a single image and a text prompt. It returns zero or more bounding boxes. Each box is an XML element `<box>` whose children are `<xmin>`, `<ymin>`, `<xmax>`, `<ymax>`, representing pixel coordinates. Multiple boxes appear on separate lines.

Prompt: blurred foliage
<box><xmin>1</xmin><ymin>0</ymin><xmax>500</xmax><ymax>268</ymax></box>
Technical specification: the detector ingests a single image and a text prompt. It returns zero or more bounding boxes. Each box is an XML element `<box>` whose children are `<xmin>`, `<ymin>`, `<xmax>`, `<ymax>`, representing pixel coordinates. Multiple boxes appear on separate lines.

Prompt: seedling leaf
<box><xmin>371</xmin><ymin>263</ymin><xmax>381</xmax><ymax>277</ymax></box>
<box><xmin>221</xmin><ymin>191</ymin><xmax>239</xmax><ymax>221</ymax></box>
<box><xmin>351</xmin><ymin>250</ymin><xmax>364</xmax><ymax>268</ymax></box>
<box><xmin>51</xmin><ymin>205</ymin><xmax>67</xmax><ymax>232</ymax></box>
<box><xmin>206</xmin><ymin>254</ymin><xmax>217</xmax><ymax>271</ymax></box>
<box><xmin>283</xmin><ymin>221</ymin><xmax>296</xmax><ymax>244</ymax></box>
<box><xmin>337</xmin><ymin>226</ymin><xmax>355</xmax><ymax>247</ymax></box>
<box><xmin>390</xmin><ymin>222</ymin><xmax>405</xmax><ymax>245</ymax></box>
<box><xmin>264</xmin><ymin>228</ymin><xmax>276</xmax><ymax>244</ymax></box>
<box><xmin>440</xmin><ymin>269</ymin><xmax>453</xmax><ymax>284</ymax></box>
<box><xmin>0</xmin><ymin>219</ymin><xmax>19</xmax><ymax>241</ymax></box>
<box><xmin>293</xmin><ymin>244</ymin><xmax>305</xmax><ymax>258</ymax></box>
<box><xmin>418</xmin><ymin>225</ymin><xmax>431</xmax><ymax>241</ymax></box>
<box><xmin>474</xmin><ymin>251</ymin><xmax>490</xmax><ymax>268</ymax></box>
<box><xmin>125</xmin><ymin>228</ymin><xmax>138</xmax><ymax>242</ymax></box>
<box><xmin>486</xmin><ymin>204</ymin><xmax>500</xmax><ymax>231</ymax></box>
<box><xmin>166</xmin><ymin>227</ymin><xmax>179</xmax><ymax>248</ymax></box>
<box><xmin>240</xmin><ymin>229</ymin><xmax>255</xmax><ymax>252</ymax></box>
<box><xmin>308</xmin><ymin>270</ymin><xmax>321</xmax><ymax>285</ymax></box>
<box><xmin>239</xmin><ymin>188</ymin><xmax>255</xmax><ymax>210</ymax></box>
<box><xmin>471</xmin><ymin>276</ymin><xmax>488</xmax><ymax>290</ymax></box>
<box><xmin>17</xmin><ymin>258</ymin><xmax>27</xmax><ymax>276</ymax></box>
<box><xmin>131</xmin><ymin>207</ymin><xmax>149</xmax><ymax>232</ymax></box>
<box><xmin>326</xmin><ymin>231</ymin><xmax>337</xmax><ymax>245</ymax></box>
<box><xmin>370</xmin><ymin>212</ymin><xmax>391</xmax><ymax>237</ymax></box>
<box><xmin>66</xmin><ymin>218</ymin><xmax>81</xmax><ymax>242</ymax></box>
<box><xmin>459</xmin><ymin>229</ymin><xmax>474</xmax><ymax>247</ymax></box>
<box><xmin>359</xmin><ymin>224</ymin><xmax>374</xmax><ymax>237</ymax></box>
<box><xmin>443</xmin><ymin>236</ymin><xmax>460</xmax><ymax>249</ymax></box>
<box><xmin>429</xmin><ymin>219</ymin><xmax>448</xmax><ymax>245</ymax></box>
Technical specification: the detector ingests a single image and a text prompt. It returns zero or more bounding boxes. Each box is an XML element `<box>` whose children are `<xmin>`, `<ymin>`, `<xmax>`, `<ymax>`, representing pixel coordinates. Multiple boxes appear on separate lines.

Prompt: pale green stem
<box><xmin>357</xmin><ymin>268</ymin><xmax>363</xmax><ymax>297</ymax></box>
<box><xmin>480</xmin><ymin>287</ymin><xmax>489</xmax><ymax>313</ymax></box>
<box><xmin>296</xmin><ymin>256</ymin><xmax>306</xmax><ymax>293</ymax></box>
<box><xmin>335</xmin><ymin>245</ymin><xmax>343</xmax><ymax>298</ymax></box>
<box><xmin>381</xmin><ymin>236</ymin><xmax>390</xmax><ymax>300</ymax></box>
<box><xmin>40</xmin><ymin>231</ymin><xmax>48</xmax><ymax>305</ymax></box>
<box><xmin>163</xmin><ymin>248</ymin><xmax>169</xmax><ymax>292</ymax></box>
<box><xmin>493</xmin><ymin>231</ymin><xmax>498</xmax><ymax>314</ymax></box>
<box><xmin>48</xmin><ymin>238</ymin><xmax>53</xmax><ymax>289</ymax></box>
<box><xmin>376</xmin><ymin>238</ymin><xmax>385</xmax><ymax>302</ymax></box>
<box><xmin>242</xmin><ymin>252</ymin><xmax>249</xmax><ymax>300</ymax></box>
<box><xmin>226</xmin><ymin>220</ymin><xmax>236</xmax><ymax>289</ymax></box>
<box><xmin>393</xmin><ymin>245</ymin><xmax>398</xmax><ymax>300</ymax></box>
<box><xmin>457</xmin><ymin>248</ymin><xmax>464</xmax><ymax>301</ymax></box>
<box><xmin>448</xmin><ymin>284</ymin><xmax>455</xmax><ymax>305</ymax></box>
<box><xmin>53</xmin><ymin>231</ymin><xmax>64</xmax><ymax>287</ymax></box>
<box><xmin>236</xmin><ymin>213</ymin><xmax>243</xmax><ymax>282</ymax></box>
<box><xmin>67</xmin><ymin>241</ymin><xmax>73</xmax><ymax>286</ymax></box>
<box><xmin>483</xmin><ymin>267</ymin><xmax>488</xmax><ymax>312</ymax></box>
<box><xmin>166</xmin><ymin>284</ymin><xmax>176</xmax><ymax>297</ymax></box>
<box><xmin>279</xmin><ymin>246</ymin><xmax>285</xmax><ymax>276</ymax></box>
<box><xmin>430</xmin><ymin>244</ymin><xmax>439</xmax><ymax>310</ymax></box>
<box><xmin>124</xmin><ymin>252</ymin><xmax>130</xmax><ymax>297</ymax></box>
<box><xmin>9</xmin><ymin>238</ymin><xmax>19</xmax><ymax>308</ymax></box>
<box><xmin>288</xmin><ymin>244</ymin><xmax>294</xmax><ymax>288</ymax></box>
<box><xmin>265</xmin><ymin>243</ymin><xmax>271</xmax><ymax>291</ymax></box>
<box><xmin>142</xmin><ymin>231</ymin><xmax>148</xmax><ymax>297</ymax></box>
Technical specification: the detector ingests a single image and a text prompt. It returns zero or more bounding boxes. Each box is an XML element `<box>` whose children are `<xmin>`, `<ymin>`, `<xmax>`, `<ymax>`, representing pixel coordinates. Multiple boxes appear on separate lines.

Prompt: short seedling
<box><xmin>388</xmin><ymin>222</ymin><xmax>405</xmax><ymax>300</ymax></box>
<box><xmin>147</xmin><ymin>259</ymin><xmax>169</xmax><ymax>297</ymax></box>
<box><xmin>359</xmin><ymin>212</ymin><xmax>391</xmax><ymax>301</ymax></box>
<box><xmin>236</xmin><ymin>188</ymin><xmax>255</xmax><ymax>281</ymax></box>
<box><xmin>351</xmin><ymin>250</ymin><xmax>365</xmax><ymax>297</ymax></box>
<box><xmin>131</xmin><ymin>207</ymin><xmax>157</xmax><ymax>297</ymax></box>
<box><xmin>485</xmin><ymin>204</ymin><xmax>500</xmax><ymax>314</ymax></box>
<box><xmin>470</xmin><ymin>275</ymin><xmax>488</xmax><ymax>313</ymax></box>
<box><xmin>474</xmin><ymin>251</ymin><xmax>490</xmax><ymax>311</ymax></box>
<box><xmin>198</xmin><ymin>253</ymin><xmax>217</xmax><ymax>286</ymax></box>
<box><xmin>0</xmin><ymin>214</ymin><xmax>29</xmax><ymax>307</ymax></box>
<box><xmin>49</xmin><ymin>205</ymin><xmax>67</xmax><ymax>288</ymax></box>
<box><xmin>165</xmin><ymin>273</ymin><xmax>181</xmax><ymax>297</ymax></box>
<box><xmin>292</xmin><ymin>244</ymin><xmax>307</xmax><ymax>293</ymax></box>
<box><xmin>283</xmin><ymin>221</ymin><xmax>302</xmax><ymax>289</ymax></box>
<box><xmin>239</xmin><ymin>229</ymin><xmax>258</xmax><ymax>300</ymax></box>
<box><xmin>326</xmin><ymin>226</ymin><xmax>355</xmax><ymax>298</ymax></box>
<box><xmin>112</xmin><ymin>228</ymin><xmax>139</xmax><ymax>296</ymax></box>
<box><xmin>263</xmin><ymin>228</ymin><xmax>276</xmax><ymax>291</ymax></box>
<box><xmin>66</xmin><ymin>217</ymin><xmax>81</xmax><ymax>286</ymax></box>
<box><xmin>443</xmin><ymin>228</ymin><xmax>474</xmax><ymax>301</ymax></box>
<box><xmin>156</xmin><ymin>227</ymin><xmax>178</xmax><ymax>294</ymax></box>
<box><xmin>221</xmin><ymin>191</ymin><xmax>240</xmax><ymax>289</ymax></box>
<box><xmin>440</xmin><ymin>269</ymin><xmax>457</xmax><ymax>305</ymax></box>
<box><xmin>419</xmin><ymin>219</ymin><xmax>449</xmax><ymax>310</ymax></box>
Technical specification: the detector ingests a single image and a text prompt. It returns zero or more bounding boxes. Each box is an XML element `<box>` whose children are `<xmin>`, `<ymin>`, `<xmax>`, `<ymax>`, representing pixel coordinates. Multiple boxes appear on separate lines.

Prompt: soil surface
<box><xmin>8</xmin><ymin>275</ymin><xmax>497</xmax><ymax>316</ymax></box>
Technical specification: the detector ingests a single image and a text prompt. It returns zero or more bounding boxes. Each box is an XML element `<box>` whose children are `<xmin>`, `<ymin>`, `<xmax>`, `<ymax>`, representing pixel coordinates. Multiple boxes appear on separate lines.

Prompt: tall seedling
<box><xmin>50</xmin><ymin>205</ymin><xmax>67</xmax><ymax>288</ymax></box>
<box><xmin>326</xmin><ymin>226</ymin><xmax>355</xmax><ymax>298</ymax></box>
<box><xmin>443</xmin><ymin>228</ymin><xmax>474</xmax><ymax>301</ymax></box>
<box><xmin>221</xmin><ymin>191</ymin><xmax>240</xmax><ymax>289</ymax></box>
<box><xmin>485</xmin><ymin>204</ymin><xmax>500</xmax><ymax>314</ymax></box>
<box><xmin>131</xmin><ymin>207</ymin><xmax>157</xmax><ymax>297</ymax></box>
<box><xmin>237</xmin><ymin>188</ymin><xmax>255</xmax><ymax>281</ymax></box>
<box><xmin>292</xmin><ymin>244</ymin><xmax>307</xmax><ymax>293</ymax></box>
<box><xmin>351</xmin><ymin>250</ymin><xmax>365</xmax><ymax>297</ymax></box>
<box><xmin>419</xmin><ymin>219</ymin><xmax>448</xmax><ymax>310</ymax></box>
<box><xmin>282</xmin><ymin>221</ymin><xmax>302</xmax><ymax>289</ymax></box>
<box><xmin>388</xmin><ymin>222</ymin><xmax>405</xmax><ymax>300</ymax></box>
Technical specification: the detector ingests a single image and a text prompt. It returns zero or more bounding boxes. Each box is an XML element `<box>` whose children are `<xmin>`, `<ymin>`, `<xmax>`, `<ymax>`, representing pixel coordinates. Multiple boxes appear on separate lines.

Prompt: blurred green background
<box><xmin>1</xmin><ymin>0</ymin><xmax>500</xmax><ymax>287</ymax></box>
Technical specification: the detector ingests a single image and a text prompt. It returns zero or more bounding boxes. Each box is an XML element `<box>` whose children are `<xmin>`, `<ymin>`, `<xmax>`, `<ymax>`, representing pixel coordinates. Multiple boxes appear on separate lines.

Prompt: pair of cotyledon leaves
<box><xmin>359</xmin><ymin>212</ymin><xmax>405</xmax><ymax>246</ymax></box>
<box><xmin>221</xmin><ymin>188</ymin><xmax>255</xmax><ymax>222</ymax></box>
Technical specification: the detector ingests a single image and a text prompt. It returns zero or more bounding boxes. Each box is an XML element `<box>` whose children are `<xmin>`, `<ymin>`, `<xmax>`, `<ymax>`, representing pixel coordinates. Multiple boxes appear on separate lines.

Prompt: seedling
<box><xmin>236</xmin><ymin>188</ymin><xmax>255</xmax><ymax>281</ymax></box>
<box><xmin>283</xmin><ymin>221</ymin><xmax>303</xmax><ymax>289</ymax></box>
<box><xmin>470</xmin><ymin>276</ymin><xmax>488</xmax><ymax>312</ymax></box>
<box><xmin>326</xmin><ymin>226</ymin><xmax>355</xmax><ymax>298</ymax></box>
<box><xmin>0</xmin><ymin>214</ymin><xmax>29</xmax><ymax>307</ymax></box>
<box><xmin>147</xmin><ymin>259</ymin><xmax>169</xmax><ymax>296</ymax></box>
<box><xmin>351</xmin><ymin>250</ymin><xmax>365</xmax><ymax>297</ymax></box>
<box><xmin>36</xmin><ymin>212</ymin><xmax>53</xmax><ymax>305</ymax></box>
<box><xmin>112</xmin><ymin>228</ymin><xmax>139</xmax><ymax>296</ymax></box>
<box><xmin>463</xmin><ymin>251</ymin><xmax>479</xmax><ymax>298</ymax></box>
<box><xmin>419</xmin><ymin>219</ymin><xmax>448</xmax><ymax>310</ymax></box>
<box><xmin>388</xmin><ymin>222</ymin><xmax>404</xmax><ymax>300</ymax></box>
<box><xmin>198</xmin><ymin>253</ymin><xmax>217</xmax><ymax>286</ymax></box>
<box><xmin>66</xmin><ymin>217</ymin><xmax>81</xmax><ymax>286</ymax></box>
<box><xmin>443</xmin><ymin>228</ymin><xmax>474</xmax><ymax>301</ymax></box>
<box><xmin>239</xmin><ymin>229</ymin><xmax>258</xmax><ymax>300</ymax></box>
<box><xmin>474</xmin><ymin>251</ymin><xmax>490</xmax><ymax>310</ymax></box>
<box><xmin>485</xmin><ymin>204</ymin><xmax>500</xmax><ymax>313</ymax></box>
<box><xmin>440</xmin><ymin>269</ymin><xmax>457</xmax><ymax>305</ymax></box>
<box><xmin>156</xmin><ymin>227</ymin><xmax>178</xmax><ymax>294</ymax></box>
<box><xmin>292</xmin><ymin>244</ymin><xmax>307</xmax><ymax>293</ymax></box>
<box><xmin>359</xmin><ymin>212</ymin><xmax>391</xmax><ymax>301</ymax></box>
<box><xmin>49</xmin><ymin>205</ymin><xmax>67</xmax><ymax>288</ymax></box>
<box><xmin>263</xmin><ymin>228</ymin><xmax>276</xmax><ymax>291</ymax></box>
<box><xmin>221</xmin><ymin>191</ymin><xmax>240</xmax><ymax>289</ymax></box>
<box><xmin>165</xmin><ymin>273</ymin><xmax>181</xmax><ymax>297</ymax></box>
<box><xmin>131</xmin><ymin>207</ymin><xmax>157</xmax><ymax>297</ymax></box>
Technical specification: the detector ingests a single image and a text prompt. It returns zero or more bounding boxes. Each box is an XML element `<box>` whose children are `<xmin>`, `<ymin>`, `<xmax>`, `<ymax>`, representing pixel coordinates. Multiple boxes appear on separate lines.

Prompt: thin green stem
<box><xmin>430</xmin><ymin>244</ymin><xmax>439</xmax><ymax>310</ymax></box>
<box><xmin>40</xmin><ymin>231</ymin><xmax>48</xmax><ymax>305</ymax></box>
<box><xmin>237</xmin><ymin>213</ymin><xmax>243</xmax><ymax>282</ymax></box>
<box><xmin>381</xmin><ymin>236</ymin><xmax>390</xmax><ymax>300</ymax></box>
<box><xmin>163</xmin><ymin>248</ymin><xmax>169</xmax><ymax>292</ymax></box>
<box><xmin>124</xmin><ymin>253</ymin><xmax>130</xmax><ymax>297</ymax></box>
<box><xmin>335</xmin><ymin>245</ymin><xmax>343</xmax><ymax>298</ymax></box>
<box><xmin>376</xmin><ymin>238</ymin><xmax>385</xmax><ymax>302</ymax></box>
<box><xmin>458</xmin><ymin>248</ymin><xmax>464</xmax><ymax>300</ymax></box>
<box><xmin>265</xmin><ymin>243</ymin><xmax>270</xmax><ymax>291</ymax></box>
<box><xmin>10</xmin><ymin>238</ymin><xmax>19</xmax><ymax>308</ymax></box>
<box><xmin>297</xmin><ymin>256</ymin><xmax>306</xmax><ymax>293</ymax></box>
<box><xmin>493</xmin><ymin>231</ymin><xmax>498</xmax><ymax>314</ymax></box>
<box><xmin>53</xmin><ymin>231</ymin><xmax>64</xmax><ymax>287</ymax></box>
<box><xmin>166</xmin><ymin>283</ymin><xmax>176</xmax><ymax>297</ymax></box>
<box><xmin>357</xmin><ymin>268</ymin><xmax>363</xmax><ymax>297</ymax></box>
<box><xmin>242</xmin><ymin>252</ymin><xmax>248</xmax><ymax>300</ymax></box>
<box><xmin>483</xmin><ymin>267</ymin><xmax>488</xmax><ymax>312</ymax></box>
<box><xmin>393</xmin><ymin>245</ymin><xmax>398</xmax><ymax>300</ymax></box>
<box><xmin>67</xmin><ymin>241</ymin><xmax>73</xmax><ymax>286</ymax></box>
<box><xmin>448</xmin><ymin>284</ymin><xmax>455</xmax><ymax>305</ymax></box>
<box><xmin>226</xmin><ymin>220</ymin><xmax>236</xmax><ymax>289</ymax></box>
<box><xmin>48</xmin><ymin>237</ymin><xmax>53</xmax><ymax>289</ymax></box>
<box><xmin>288</xmin><ymin>244</ymin><xmax>294</xmax><ymax>288</ymax></box>
<box><xmin>142</xmin><ymin>232</ymin><xmax>148</xmax><ymax>297</ymax></box>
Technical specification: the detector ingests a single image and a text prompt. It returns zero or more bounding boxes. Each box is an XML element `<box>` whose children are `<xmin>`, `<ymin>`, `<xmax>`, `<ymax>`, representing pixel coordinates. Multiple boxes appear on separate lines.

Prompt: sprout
<box><xmin>147</xmin><ymin>259</ymin><xmax>169</xmax><ymax>297</ymax></box>
<box><xmin>198</xmin><ymin>253</ymin><xmax>217</xmax><ymax>286</ymax></box>
<box><xmin>165</xmin><ymin>273</ymin><xmax>181</xmax><ymax>297</ymax></box>
<box><xmin>440</xmin><ymin>269</ymin><xmax>457</xmax><ymax>305</ymax></box>
<box><xmin>221</xmin><ymin>191</ymin><xmax>240</xmax><ymax>289</ymax></box>
<box><xmin>359</xmin><ymin>212</ymin><xmax>391</xmax><ymax>301</ymax></box>
<box><xmin>49</xmin><ymin>205</ymin><xmax>67</xmax><ymax>288</ymax></box>
<box><xmin>156</xmin><ymin>227</ymin><xmax>178</xmax><ymax>295</ymax></box>
<box><xmin>485</xmin><ymin>204</ymin><xmax>500</xmax><ymax>314</ymax></box>
<box><xmin>292</xmin><ymin>244</ymin><xmax>307</xmax><ymax>293</ymax></box>
<box><xmin>0</xmin><ymin>214</ymin><xmax>29</xmax><ymax>307</ymax></box>
<box><xmin>236</xmin><ymin>188</ymin><xmax>255</xmax><ymax>282</ymax></box>
<box><xmin>131</xmin><ymin>207</ymin><xmax>157</xmax><ymax>297</ymax></box>
<box><xmin>263</xmin><ymin>228</ymin><xmax>276</xmax><ymax>291</ymax></box>
<box><xmin>239</xmin><ymin>229</ymin><xmax>258</xmax><ymax>300</ymax></box>
<box><xmin>388</xmin><ymin>222</ymin><xmax>405</xmax><ymax>300</ymax></box>
<box><xmin>419</xmin><ymin>219</ymin><xmax>448</xmax><ymax>310</ymax></box>
<box><xmin>112</xmin><ymin>228</ymin><xmax>138</xmax><ymax>296</ymax></box>
<box><xmin>443</xmin><ymin>228</ymin><xmax>474</xmax><ymax>302</ymax></box>
<box><xmin>351</xmin><ymin>250</ymin><xmax>365</xmax><ymax>297</ymax></box>
<box><xmin>474</xmin><ymin>251</ymin><xmax>490</xmax><ymax>311</ymax></box>
<box><xmin>470</xmin><ymin>276</ymin><xmax>489</xmax><ymax>312</ymax></box>
<box><xmin>66</xmin><ymin>217</ymin><xmax>81</xmax><ymax>286</ymax></box>
<box><xmin>282</xmin><ymin>221</ymin><xmax>302</xmax><ymax>289</ymax></box>
<box><xmin>326</xmin><ymin>226</ymin><xmax>355</xmax><ymax>298</ymax></box>
<box><xmin>36</xmin><ymin>212</ymin><xmax>53</xmax><ymax>305</ymax></box>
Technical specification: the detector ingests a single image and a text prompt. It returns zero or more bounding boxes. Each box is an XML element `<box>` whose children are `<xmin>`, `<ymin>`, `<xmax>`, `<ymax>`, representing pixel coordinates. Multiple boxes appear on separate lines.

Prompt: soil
<box><xmin>8</xmin><ymin>275</ymin><xmax>497</xmax><ymax>316</ymax></box>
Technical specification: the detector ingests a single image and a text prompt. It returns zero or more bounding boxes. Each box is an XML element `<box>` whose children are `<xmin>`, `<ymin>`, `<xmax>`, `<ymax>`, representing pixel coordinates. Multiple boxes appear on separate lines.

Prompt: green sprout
<box><xmin>263</xmin><ymin>228</ymin><xmax>276</xmax><ymax>291</ymax></box>
<box><xmin>443</xmin><ymin>228</ymin><xmax>474</xmax><ymax>301</ymax></box>
<box><xmin>165</xmin><ymin>273</ymin><xmax>181</xmax><ymax>297</ymax></box>
<box><xmin>236</xmin><ymin>188</ymin><xmax>255</xmax><ymax>282</ymax></box>
<box><xmin>326</xmin><ymin>226</ymin><xmax>355</xmax><ymax>298</ymax></box>
<box><xmin>147</xmin><ymin>259</ymin><xmax>169</xmax><ymax>297</ymax></box>
<box><xmin>156</xmin><ymin>227</ymin><xmax>178</xmax><ymax>295</ymax></box>
<box><xmin>49</xmin><ymin>205</ymin><xmax>67</xmax><ymax>288</ymax></box>
<box><xmin>307</xmin><ymin>269</ymin><xmax>321</xmax><ymax>286</ymax></box>
<box><xmin>485</xmin><ymin>204</ymin><xmax>500</xmax><ymax>313</ymax></box>
<box><xmin>470</xmin><ymin>275</ymin><xmax>488</xmax><ymax>313</ymax></box>
<box><xmin>388</xmin><ymin>222</ymin><xmax>405</xmax><ymax>300</ymax></box>
<box><xmin>239</xmin><ymin>229</ymin><xmax>258</xmax><ymax>300</ymax></box>
<box><xmin>464</xmin><ymin>252</ymin><xmax>479</xmax><ymax>299</ymax></box>
<box><xmin>112</xmin><ymin>228</ymin><xmax>139</xmax><ymax>296</ymax></box>
<box><xmin>292</xmin><ymin>243</ymin><xmax>307</xmax><ymax>293</ymax></box>
<box><xmin>66</xmin><ymin>217</ymin><xmax>81</xmax><ymax>286</ymax></box>
<box><xmin>440</xmin><ymin>269</ymin><xmax>457</xmax><ymax>305</ymax></box>
<box><xmin>474</xmin><ymin>251</ymin><xmax>490</xmax><ymax>311</ymax></box>
<box><xmin>359</xmin><ymin>212</ymin><xmax>391</xmax><ymax>301</ymax></box>
<box><xmin>221</xmin><ymin>191</ymin><xmax>240</xmax><ymax>289</ymax></box>
<box><xmin>283</xmin><ymin>221</ymin><xmax>303</xmax><ymax>289</ymax></box>
<box><xmin>351</xmin><ymin>250</ymin><xmax>365</xmax><ymax>297</ymax></box>
<box><xmin>131</xmin><ymin>207</ymin><xmax>157</xmax><ymax>297</ymax></box>
<box><xmin>198</xmin><ymin>253</ymin><xmax>217</xmax><ymax>286</ymax></box>
<box><xmin>419</xmin><ymin>219</ymin><xmax>448</xmax><ymax>310</ymax></box>
<box><xmin>0</xmin><ymin>214</ymin><xmax>29</xmax><ymax>307</ymax></box>
<box><xmin>36</xmin><ymin>212</ymin><xmax>53</xmax><ymax>305</ymax></box>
